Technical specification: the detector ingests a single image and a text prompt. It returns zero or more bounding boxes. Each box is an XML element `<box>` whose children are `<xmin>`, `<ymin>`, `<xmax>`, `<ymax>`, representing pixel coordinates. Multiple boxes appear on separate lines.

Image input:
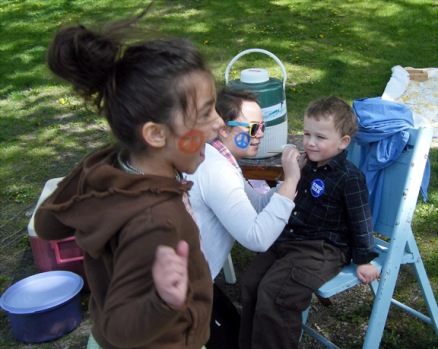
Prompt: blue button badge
<box><xmin>310</xmin><ymin>179</ymin><xmax>325</xmax><ymax>197</ymax></box>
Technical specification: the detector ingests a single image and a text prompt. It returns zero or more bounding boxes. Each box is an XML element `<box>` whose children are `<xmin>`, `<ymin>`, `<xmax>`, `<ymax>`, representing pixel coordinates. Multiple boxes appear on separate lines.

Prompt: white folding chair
<box><xmin>223</xmin><ymin>253</ymin><xmax>237</xmax><ymax>284</ymax></box>
<box><xmin>301</xmin><ymin>127</ymin><xmax>438</xmax><ymax>348</ymax></box>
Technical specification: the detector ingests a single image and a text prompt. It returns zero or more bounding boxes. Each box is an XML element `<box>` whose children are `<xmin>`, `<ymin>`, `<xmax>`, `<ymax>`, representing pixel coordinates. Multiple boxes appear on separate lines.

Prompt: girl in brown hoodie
<box><xmin>35</xmin><ymin>5</ymin><xmax>223</xmax><ymax>349</ymax></box>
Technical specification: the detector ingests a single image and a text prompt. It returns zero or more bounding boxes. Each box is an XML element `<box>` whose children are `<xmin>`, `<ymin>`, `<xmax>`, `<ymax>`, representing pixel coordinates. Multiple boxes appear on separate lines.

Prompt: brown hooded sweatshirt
<box><xmin>34</xmin><ymin>146</ymin><xmax>212</xmax><ymax>349</ymax></box>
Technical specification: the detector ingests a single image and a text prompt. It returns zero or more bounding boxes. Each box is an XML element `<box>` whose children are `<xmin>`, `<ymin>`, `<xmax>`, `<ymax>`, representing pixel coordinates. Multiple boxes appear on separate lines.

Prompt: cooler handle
<box><xmin>50</xmin><ymin>237</ymin><xmax>84</xmax><ymax>264</ymax></box>
<box><xmin>225</xmin><ymin>48</ymin><xmax>287</xmax><ymax>89</ymax></box>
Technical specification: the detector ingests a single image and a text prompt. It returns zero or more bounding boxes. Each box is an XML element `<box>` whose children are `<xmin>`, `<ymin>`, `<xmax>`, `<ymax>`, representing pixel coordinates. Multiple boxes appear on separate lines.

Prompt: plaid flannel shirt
<box><xmin>277</xmin><ymin>150</ymin><xmax>378</xmax><ymax>264</ymax></box>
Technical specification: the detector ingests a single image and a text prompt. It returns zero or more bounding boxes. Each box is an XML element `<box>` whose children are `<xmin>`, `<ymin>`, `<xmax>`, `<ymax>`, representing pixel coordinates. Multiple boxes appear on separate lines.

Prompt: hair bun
<box><xmin>47</xmin><ymin>24</ymin><xmax>120</xmax><ymax>100</ymax></box>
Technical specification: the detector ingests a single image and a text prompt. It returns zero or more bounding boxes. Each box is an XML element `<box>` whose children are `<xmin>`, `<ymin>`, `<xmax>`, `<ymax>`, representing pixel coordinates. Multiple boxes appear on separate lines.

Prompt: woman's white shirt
<box><xmin>186</xmin><ymin>143</ymin><xmax>295</xmax><ymax>279</ymax></box>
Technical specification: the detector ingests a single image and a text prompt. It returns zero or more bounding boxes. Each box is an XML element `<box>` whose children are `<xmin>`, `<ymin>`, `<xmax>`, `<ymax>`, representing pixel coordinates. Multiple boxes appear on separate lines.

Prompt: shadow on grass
<box><xmin>0</xmin><ymin>1</ymin><xmax>437</xmax><ymax>347</ymax></box>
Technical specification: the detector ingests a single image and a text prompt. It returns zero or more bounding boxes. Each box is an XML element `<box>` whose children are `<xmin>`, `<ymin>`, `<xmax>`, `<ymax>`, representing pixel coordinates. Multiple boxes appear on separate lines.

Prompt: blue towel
<box><xmin>352</xmin><ymin>97</ymin><xmax>430</xmax><ymax>223</ymax></box>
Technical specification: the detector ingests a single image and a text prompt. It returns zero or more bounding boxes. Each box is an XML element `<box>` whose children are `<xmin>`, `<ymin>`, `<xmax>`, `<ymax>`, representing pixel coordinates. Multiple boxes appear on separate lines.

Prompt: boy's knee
<box><xmin>270</xmin><ymin>268</ymin><xmax>315</xmax><ymax>311</ymax></box>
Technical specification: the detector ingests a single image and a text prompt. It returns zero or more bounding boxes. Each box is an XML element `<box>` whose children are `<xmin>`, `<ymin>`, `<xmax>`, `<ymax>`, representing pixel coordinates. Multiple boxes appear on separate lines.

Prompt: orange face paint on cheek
<box><xmin>178</xmin><ymin>129</ymin><xmax>205</xmax><ymax>154</ymax></box>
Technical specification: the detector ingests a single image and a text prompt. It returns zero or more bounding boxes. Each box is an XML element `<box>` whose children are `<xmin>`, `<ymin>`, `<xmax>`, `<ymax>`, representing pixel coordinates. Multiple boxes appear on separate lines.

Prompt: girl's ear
<box><xmin>339</xmin><ymin>135</ymin><xmax>351</xmax><ymax>150</ymax></box>
<box><xmin>141</xmin><ymin>122</ymin><xmax>167</xmax><ymax>148</ymax></box>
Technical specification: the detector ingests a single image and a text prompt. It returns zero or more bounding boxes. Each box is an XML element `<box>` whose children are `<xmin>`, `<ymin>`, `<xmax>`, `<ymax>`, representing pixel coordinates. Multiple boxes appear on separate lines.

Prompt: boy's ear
<box><xmin>141</xmin><ymin>122</ymin><xmax>167</xmax><ymax>148</ymax></box>
<box><xmin>339</xmin><ymin>135</ymin><xmax>351</xmax><ymax>150</ymax></box>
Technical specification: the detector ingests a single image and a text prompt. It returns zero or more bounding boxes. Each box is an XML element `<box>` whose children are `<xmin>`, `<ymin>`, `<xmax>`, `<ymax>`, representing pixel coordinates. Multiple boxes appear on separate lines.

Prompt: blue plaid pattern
<box><xmin>277</xmin><ymin>150</ymin><xmax>378</xmax><ymax>264</ymax></box>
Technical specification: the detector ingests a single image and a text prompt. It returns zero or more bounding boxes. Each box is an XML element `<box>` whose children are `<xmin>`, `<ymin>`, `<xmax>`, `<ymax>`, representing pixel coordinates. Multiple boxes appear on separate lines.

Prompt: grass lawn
<box><xmin>1</xmin><ymin>0</ymin><xmax>437</xmax><ymax>348</ymax></box>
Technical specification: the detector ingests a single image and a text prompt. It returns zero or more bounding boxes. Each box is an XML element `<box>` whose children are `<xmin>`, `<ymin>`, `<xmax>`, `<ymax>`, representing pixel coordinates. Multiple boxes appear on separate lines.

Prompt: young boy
<box><xmin>239</xmin><ymin>96</ymin><xmax>380</xmax><ymax>349</ymax></box>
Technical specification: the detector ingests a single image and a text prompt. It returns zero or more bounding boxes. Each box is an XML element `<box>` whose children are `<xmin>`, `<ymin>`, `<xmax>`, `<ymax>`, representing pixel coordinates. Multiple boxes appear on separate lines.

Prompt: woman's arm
<box><xmin>245</xmin><ymin>146</ymin><xmax>302</xmax><ymax>212</ymax></box>
<box><xmin>199</xmin><ymin>158</ymin><xmax>297</xmax><ymax>252</ymax></box>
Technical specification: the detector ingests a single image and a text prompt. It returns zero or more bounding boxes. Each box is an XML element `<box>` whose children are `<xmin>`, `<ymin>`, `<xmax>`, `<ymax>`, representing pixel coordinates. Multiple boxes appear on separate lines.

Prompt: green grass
<box><xmin>1</xmin><ymin>0</ymin><xmax>437</xmax><ymax>348</ymax></box>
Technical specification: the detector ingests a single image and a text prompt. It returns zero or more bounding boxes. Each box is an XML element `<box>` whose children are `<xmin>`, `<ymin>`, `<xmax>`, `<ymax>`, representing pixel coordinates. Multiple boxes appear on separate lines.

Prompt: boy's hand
<box><xmin>356</xmin><ymin>263</ymin><xmax>379</xmax><ymax>284</ymax></box>
<box><xmin>152</xmin><ymin>240</ymin><xmax>189</xmax><ymax>310</ymax></box>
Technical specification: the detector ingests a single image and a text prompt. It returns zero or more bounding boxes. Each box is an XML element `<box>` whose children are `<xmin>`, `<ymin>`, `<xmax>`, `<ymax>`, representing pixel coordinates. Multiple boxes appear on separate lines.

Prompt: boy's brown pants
<box><xmin>239</xmin><ymin>240</ymin><xmax>346</xmax><ymax>349</ymax></box>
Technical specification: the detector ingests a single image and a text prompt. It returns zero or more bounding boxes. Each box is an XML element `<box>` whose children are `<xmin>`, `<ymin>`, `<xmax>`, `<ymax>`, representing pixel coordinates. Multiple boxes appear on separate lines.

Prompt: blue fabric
<box><xmin>352</xmin><ymin>97</ymin><xmax>430</xmax><ymax>223</ymax></box>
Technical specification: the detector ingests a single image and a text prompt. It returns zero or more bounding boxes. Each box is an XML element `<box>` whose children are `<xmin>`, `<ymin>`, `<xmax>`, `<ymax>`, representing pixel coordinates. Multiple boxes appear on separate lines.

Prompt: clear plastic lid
<box><xmin>0</xmin><ymin>271</ymin><xmax>83</xmax><ymax>314</ymax></box>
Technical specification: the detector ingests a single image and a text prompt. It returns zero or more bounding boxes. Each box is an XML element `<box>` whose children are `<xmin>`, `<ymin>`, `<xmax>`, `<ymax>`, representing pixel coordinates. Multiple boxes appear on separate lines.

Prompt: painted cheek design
<box><xmin>234</xmin><ymin>132</ymin><xmax>251</xmax><ymax>149</ymax></box>
<box><xmin>178</xmin><ymin>129</ymin><xmax>206</xmax><ymax>154</ymax></box>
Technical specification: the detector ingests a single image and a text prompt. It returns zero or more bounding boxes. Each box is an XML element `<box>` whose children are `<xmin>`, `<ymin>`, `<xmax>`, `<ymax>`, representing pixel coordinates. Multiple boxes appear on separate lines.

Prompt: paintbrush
<box><xmin>268</xmin><ymin>144</ymin><xmax>305</xmax><ymax>154</ymax></box>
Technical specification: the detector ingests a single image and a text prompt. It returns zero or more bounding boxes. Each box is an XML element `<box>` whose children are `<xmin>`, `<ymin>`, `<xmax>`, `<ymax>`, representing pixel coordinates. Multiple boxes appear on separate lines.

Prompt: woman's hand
<box><xmin>281</xmin><ymin>146</ymin><xmax>302</xmax><ymax>184</ymax></box>
<box><xmin>298</xmin><ymin>152</ymin><xmax>308</xmax><ymax>170</ymax></box>
<box><xmin>277</xmin><ymin>146</ymin><xmax>302</xmax><ymax>199</ymax></box>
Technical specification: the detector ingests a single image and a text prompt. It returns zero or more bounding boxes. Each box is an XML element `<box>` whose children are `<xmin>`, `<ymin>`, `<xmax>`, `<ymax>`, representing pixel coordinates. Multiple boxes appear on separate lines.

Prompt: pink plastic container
<box><xmin>28</xmin><ymin>178</ymin><xmax>88</xmax><ymax>290</ymax></box>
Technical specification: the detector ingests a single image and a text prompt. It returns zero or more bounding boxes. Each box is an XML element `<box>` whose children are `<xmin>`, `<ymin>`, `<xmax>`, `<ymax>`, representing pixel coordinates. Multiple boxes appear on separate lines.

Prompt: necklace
<box><xmin>117</xmin><ymin>152</ymin><xmax>144</xmax><ymax>175</ymax></box>
<box><xmin>125</xmin><ymin>161</ymin><xmax>144</xmax><ymax>175</ymax></box>
<box><xmin>117</xmin><ymin>152</ymin><xmax>183</xmax><ymax>179</ymax></box>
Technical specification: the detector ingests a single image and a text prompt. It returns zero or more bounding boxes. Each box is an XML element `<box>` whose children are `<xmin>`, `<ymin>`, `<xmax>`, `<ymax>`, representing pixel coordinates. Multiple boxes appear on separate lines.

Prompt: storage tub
<box><xmin>0</xmin><ymin>271</ymin><xmax>84</xmax><ymax>343</ymax></box>
<box><xmin>28</xmin><ymin>178</ymin><xmax>88</xmax><ymax>290</ymax></box>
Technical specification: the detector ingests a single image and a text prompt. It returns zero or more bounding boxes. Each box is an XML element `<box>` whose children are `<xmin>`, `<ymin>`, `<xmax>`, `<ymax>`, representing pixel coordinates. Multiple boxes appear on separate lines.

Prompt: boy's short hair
<box><xmin>305</xmin><ymin>96</ymin><xmax>357</xmax><ymax>137</ymax></box>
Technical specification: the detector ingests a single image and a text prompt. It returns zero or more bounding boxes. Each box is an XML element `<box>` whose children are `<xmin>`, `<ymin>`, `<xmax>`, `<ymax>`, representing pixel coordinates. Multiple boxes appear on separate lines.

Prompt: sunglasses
<box><xmin>226</xmin><ymin>121</ymin><xmax>265</xmax><ymax>137</ymax></box>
